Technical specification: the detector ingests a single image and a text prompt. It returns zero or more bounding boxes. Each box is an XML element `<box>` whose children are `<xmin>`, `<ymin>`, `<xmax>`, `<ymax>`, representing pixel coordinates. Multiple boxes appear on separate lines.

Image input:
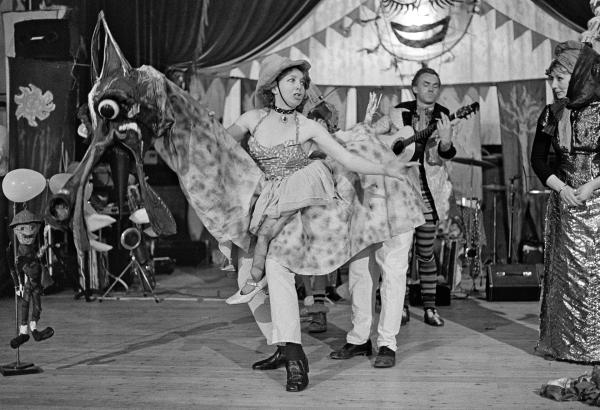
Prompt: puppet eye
<box><xmin>98</xmin><ymin>99</ymin><xmax>120</xmax><ymax>120</ymax></box>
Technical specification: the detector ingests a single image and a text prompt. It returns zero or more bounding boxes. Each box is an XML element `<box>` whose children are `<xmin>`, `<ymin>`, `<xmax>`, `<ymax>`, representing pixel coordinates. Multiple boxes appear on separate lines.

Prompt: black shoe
<box><xmin>329</xmin><ymin>340</ymin><xmax>373</xmax><ymax>359</ymax></box>
<box><xmin>401</xmin><ymin>305</ymin><xmax>410</xmax><ymax>326</ymax></box>
<box><xmin>32</xmin><ymin>327</ymin><xmax>54</xmax><ymax>342</ymax></box>
<box><xmin>285</xmin><ymin>357</ymin><xmax>309</xmax><ymax>392</ymax></box>
<box><xmin>252</xmin><ymin>346</ymin><xmax>286</xmax><ymax>370</ymax></box>
<box><xmin>308</xmin><ymin>312</ymin><xmax>327</xmax><ymax>333</ymax></box>
<box><xmin>10</xmin><ymin>334</ymin><xmax>29</xmax><ymax>349</ymax></box>
<box><xmin>424</xmin><ymin>308</ymin><xmax>445</xmax><ymax>327</ymax></box>
<box><xmin>373</xmin><ymin>346</ymin><xmax>396</xmax><ymax>368</ymax></box>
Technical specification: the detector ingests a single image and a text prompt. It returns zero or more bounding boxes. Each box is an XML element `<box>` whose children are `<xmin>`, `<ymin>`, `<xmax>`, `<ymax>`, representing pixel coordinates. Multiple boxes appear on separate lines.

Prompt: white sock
<box><xmin>29</xmin><ymin>321</ymin><xmax>37</xmax><ymax>331</ymax></box>
<box><xmin>19</xmin><ymin>324</ymin><xmax>28</xmax><ymax>335</ymax></box>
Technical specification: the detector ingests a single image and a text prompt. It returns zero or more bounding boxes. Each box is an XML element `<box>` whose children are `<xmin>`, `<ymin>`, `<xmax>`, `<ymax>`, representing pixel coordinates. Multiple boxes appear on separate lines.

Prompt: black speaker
<box><xmin>14</xmin><ymin>19</ymin><xmax>71</xmax><ymax>60</ymax></box>
<box><xmin>486</xmin><ymin>264</ymin><xmax>542</xmax><ymax>301</ymax></box>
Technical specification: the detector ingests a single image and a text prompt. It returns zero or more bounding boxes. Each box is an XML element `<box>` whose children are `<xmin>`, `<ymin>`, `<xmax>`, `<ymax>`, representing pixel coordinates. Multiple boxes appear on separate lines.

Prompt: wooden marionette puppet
<box><xmin>8</xmin><ymin>209</ymin><xmax>54</xmax><ymax>349</ymax></box>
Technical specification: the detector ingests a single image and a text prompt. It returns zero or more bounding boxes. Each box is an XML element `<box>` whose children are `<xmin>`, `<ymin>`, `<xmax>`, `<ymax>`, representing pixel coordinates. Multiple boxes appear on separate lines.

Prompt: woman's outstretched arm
<box><xmin>307</xmin><ymin>119</ymin><xmax>418</xmax><ymax>179</ymax></box>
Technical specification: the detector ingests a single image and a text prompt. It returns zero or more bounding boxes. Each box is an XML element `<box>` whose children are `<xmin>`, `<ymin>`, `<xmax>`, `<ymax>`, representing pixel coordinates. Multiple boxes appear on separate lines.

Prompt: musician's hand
<box><xmin>437</xmin><ymin>113</ymin><xmax>452</xmax><ymax>144</ymax></box>
<box><xmin>364</xmin><ymin>92</ymin><xmax>382</xmax><ymax>125</ymax></box>
<box><xmin>383</xmin><ymin>160</ymin><xmax>420</xmax><ymax>179</ymax></box>
<box><xmin>15</xmin><ymin>284</ymin><xmax>23</xmax><ymax>297</ymax></box>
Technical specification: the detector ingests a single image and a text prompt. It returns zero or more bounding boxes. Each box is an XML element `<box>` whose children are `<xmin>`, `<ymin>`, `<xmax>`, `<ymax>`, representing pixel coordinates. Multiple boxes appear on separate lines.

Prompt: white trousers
<box><xmin>237</xmin><ymin>249</ymin><xmax>300</xmax><ymax>345</ymax></box>
<box><xmin>346</xmin><ymin>230</ymin><xmax>413</xmax><ymax>351</ymax></box>
<box><xmin>237</xmin><ymin>247</ymin><xmax>274</xmax><ymax>345</ymax></box>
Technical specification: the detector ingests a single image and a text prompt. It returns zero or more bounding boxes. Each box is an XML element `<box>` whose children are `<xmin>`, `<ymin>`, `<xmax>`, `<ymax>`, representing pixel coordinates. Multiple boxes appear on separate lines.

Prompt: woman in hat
<box><xmin>531</xmin><ymin>40</ymin><xmax>600</xmax><ymax>363</ymax></box>
<box><xmin>223</xmin><ymin>54</ymin><xmax>421</xmax><ymax>392</ymax></box>
<box><xmin>225</xmin><ymin>55</ymin><xmax>418</xmax><ymax>306</ymax></box>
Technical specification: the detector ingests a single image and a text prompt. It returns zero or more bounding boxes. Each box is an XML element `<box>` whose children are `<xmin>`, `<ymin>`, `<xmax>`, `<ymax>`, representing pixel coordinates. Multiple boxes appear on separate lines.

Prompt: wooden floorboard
<box><xmin>0</xmin><ymin>266</ymin><xmax>591</xmax><ymax>409</ymax></box>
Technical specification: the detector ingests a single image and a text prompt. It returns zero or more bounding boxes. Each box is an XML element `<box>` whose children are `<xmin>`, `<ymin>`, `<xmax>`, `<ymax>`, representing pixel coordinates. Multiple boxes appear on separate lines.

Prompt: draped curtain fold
<box><xmin>74</xmin><ymin>0</ymin><xmax>320</xmax><ymax>72</ymax></box>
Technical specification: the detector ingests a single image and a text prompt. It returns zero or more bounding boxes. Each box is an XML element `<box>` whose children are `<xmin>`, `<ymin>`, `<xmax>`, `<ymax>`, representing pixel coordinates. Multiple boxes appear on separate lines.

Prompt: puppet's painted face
<box><xmin>14</xmin><ymin>222</ymin><xmax>40</xmax><ymax>245</ymax></box>
<box><xmin>375</xmin><ymin>0</ymin><xmax>473</xmax><ymax>61</ymax></box>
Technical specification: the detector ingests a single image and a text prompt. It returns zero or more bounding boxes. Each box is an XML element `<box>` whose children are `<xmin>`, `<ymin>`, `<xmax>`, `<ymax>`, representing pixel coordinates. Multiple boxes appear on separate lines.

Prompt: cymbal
<box><xmin>482</xmin><ymin>184</ymin><xmax>506</xmax><ymax>191</ymax></box>
<box><xmin>451</xmin><ymin>157</ymin><xmax>495</xmax><ymax>168</ymax></box>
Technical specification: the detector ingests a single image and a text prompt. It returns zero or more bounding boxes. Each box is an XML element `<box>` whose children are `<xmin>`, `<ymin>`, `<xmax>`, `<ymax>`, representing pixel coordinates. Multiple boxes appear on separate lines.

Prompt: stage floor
<box><xmin>0</xmin><ymin>266</ymin><xmax>591</xmax><ymax>409</ymax></box>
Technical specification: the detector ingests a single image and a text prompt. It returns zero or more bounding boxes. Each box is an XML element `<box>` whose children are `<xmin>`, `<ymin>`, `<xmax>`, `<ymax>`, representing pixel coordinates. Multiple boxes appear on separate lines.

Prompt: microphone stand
<box><xmin>507</xmin><ymin>175</ymin><xmax>519</xmax><ymax>264</ymax></box>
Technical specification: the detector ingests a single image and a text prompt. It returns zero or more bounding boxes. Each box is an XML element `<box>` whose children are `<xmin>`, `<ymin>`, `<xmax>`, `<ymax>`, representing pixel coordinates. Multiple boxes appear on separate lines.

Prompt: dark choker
<box><xmin>274</xmin><ymin>106</ymin><xmax>295</xmax><ymax>114</ymax></box>
<box><xmin>273</xmin><ymin>106</ymin><xmax>296</xmax><ymax>124</ymax></box>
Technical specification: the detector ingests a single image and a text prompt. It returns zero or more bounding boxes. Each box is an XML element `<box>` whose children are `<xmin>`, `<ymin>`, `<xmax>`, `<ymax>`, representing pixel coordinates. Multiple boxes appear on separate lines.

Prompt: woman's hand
<box><xmin>561</xmin><ymin>185</ymin><xmax>584</xmax><ymax>206</ymax></box>
<box><xmin>383</xmin><ymin>160</ymin><xmax>420</xmax><ymax>179</ymax></box>
<box><xmin>364</xmin><ymin>92</ymin><xmax>382</xmax><ymax>125</ymax></box>
<box><xmin>574</xmin><ymin>182</ymin><xmax>596</xmax><ymax>202</ymax></box>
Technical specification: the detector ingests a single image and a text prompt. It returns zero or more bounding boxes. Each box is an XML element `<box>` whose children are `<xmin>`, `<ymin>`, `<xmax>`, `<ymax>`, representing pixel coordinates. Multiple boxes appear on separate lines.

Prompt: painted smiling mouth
<box><xmin>390</xmin><ymin>16</ymin><xmax>450</xmax><ymax>48</ymax></box>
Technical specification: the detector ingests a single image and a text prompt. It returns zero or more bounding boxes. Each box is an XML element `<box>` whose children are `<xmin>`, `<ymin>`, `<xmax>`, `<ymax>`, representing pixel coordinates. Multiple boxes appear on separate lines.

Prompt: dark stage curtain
<box><xmin>532</xmin><ymin>0</ymin><xmax>592</xmax><ymax>32</ymax></box>
<box><xmin>65</xmin><ymin>0</ymin><xmax>319</xmax><ymax>72</ymax></box>
<box><xmin>178</xmin><ymin>0</ymin><xmax>320</xmax><ymax>71</ymax></box>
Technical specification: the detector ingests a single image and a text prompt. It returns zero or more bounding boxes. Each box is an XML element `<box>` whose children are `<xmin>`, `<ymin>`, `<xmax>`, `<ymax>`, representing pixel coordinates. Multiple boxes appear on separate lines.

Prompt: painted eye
<box><xmin>98</xmin><ymin>99</ymin><xmax>120</xmax><ymax>120</ymax></box>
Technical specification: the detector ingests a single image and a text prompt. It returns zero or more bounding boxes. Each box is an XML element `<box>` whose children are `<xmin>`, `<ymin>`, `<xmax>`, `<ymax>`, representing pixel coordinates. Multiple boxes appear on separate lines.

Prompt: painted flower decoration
<box><xmin>14</xmin><ymin>83</ymin><xmax>56</xmax><ymax>127</ymax></box>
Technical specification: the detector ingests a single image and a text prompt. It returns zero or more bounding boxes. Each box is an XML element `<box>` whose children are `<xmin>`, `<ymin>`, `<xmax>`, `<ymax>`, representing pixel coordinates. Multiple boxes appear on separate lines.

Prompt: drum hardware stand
<box><xmin>507</xmin><ymin>175</ymin><xmax>520</xmax><ymax>264</ymax></box>
<box><xmin>99</xmin><ymin>227</ymin><xmax>160</xmax><ymax>303</ymax></box>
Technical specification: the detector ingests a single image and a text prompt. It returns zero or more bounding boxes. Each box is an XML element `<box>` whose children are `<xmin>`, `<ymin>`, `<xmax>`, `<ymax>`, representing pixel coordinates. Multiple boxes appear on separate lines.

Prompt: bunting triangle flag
<box><xmin>454</xmin><ymin>85</ymin><xmax>470</xmax><ymax>103</ymax></box>
<box><xmin>278</xmin><ymin>47</ymin><xmax>292</xmax><ymax>58</ymax></box>
<box><xmin>347</xmin><ymin>7</ymin><xmax>360</xmax><ymax>22</ymax></box>
<box><xmin>479</xmin><ymin>85</ymin><xmax>492</xmax><ymax>101</ymax></box>
<box><xmin>549</xmin><ymin>38</ymin><xmax>559</xmax><ymax>54</ymax></box>
<box><xmin>295</xmin><ymin>38</ymin><xmax>311</xmax><ymax>58</ymax></box>
<box><xmin>531</xmin><ymin>30</ymin><xmax>547</xmax><ymax>51</ymax></box>
<box><xmin>362</xmin><ymin>0</ymin><xmax>377</xmax><ymax>12</ymax></box>
<box><xmin>313</xmin><ymin>29</ymin><xmax>327</xmax><ymax>47</ymax></box>
<box><xmin>495</xmin><ymin>10</ymin><xmax>510</xmax><ymax>29</ymax></box>
<box><xmin>238</xmin><ymin>61</ymin><xmax>253</xmax><ymax>78</ymax></box>
<box><xmin>331</xmin><ymin>17</ymin><xmax>351</xmax><ymax>37</ymax></box>
<box><xmin>479</xmin><ymin>1</ymin><xmax>493</xmax><ymax>16</ymax></box>
<box><xmin>512</xmin><ymin>20</ymin><xmax>528</xmax><ymax>40</ymax></box>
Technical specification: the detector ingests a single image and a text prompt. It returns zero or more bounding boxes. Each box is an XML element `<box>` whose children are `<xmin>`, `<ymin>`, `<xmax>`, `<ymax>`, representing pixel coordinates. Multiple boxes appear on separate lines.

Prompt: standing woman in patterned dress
<box><xmin>531</xmin><ymin>40</ymin><xmax>600</xmax><ymax>363</ymax></box>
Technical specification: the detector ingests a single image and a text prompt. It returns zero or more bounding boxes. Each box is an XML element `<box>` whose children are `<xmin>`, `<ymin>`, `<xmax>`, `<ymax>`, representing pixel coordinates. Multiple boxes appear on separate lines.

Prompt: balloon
<box><xmin>2</xmin><ymin>168</ymin><xmax>46</xmax><ymax>202</ymax></box>
<box><xmin>48</xmin><ymin>173</ymin><xmax>72</xmax><ymax>194</ymax></box>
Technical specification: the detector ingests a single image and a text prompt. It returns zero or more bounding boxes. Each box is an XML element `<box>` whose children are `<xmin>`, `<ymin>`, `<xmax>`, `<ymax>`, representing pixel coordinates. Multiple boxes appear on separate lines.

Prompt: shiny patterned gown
<box><xmin>537</xmin><ymin>101</ymin><xmax>600</xmax><ymax>363</ymax></box>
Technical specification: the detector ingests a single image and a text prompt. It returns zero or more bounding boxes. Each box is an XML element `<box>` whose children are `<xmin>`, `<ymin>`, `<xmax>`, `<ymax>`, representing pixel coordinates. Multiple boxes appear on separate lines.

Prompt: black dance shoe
<box><xmin>401</xmin><ymin>305</ymin><xmax>410</xmax><ymax>326</ymax></box>
<box><xmin>373</xmin><ymin>346</ymin><xmax>396</xmax><ymax>368</ymax></box>
<box><xmin>32</xmin><ymin>327</ymin><xmax>54</xmax><ymax>342</ymax></box>
<box><xmin>252</xmin><ymin>346</ymin><xmax>286</xmax><ymax>370</ymax></box>
<box><xmin>10</xmin><ymin>334</ymin><xmax>30</xmax><ymax>349</ymax></box>
<box><xmin>424</xmin><ymin>308</ymin><xmax>445</xmax><ymax>327</ymax></box>
<box><xmin>285</xmin><ymin>356</ymin><xmax>309</xmax><ymax>392</ymax></box>
<box><xmin>308</xmin><ymin>312</ymin><xmax>327</xmax><ymax>333</ymax></box>
<box><xmin>329</xmin><ymin>340</ymin><xmax>373</xmax><ymax>359</ymax></box>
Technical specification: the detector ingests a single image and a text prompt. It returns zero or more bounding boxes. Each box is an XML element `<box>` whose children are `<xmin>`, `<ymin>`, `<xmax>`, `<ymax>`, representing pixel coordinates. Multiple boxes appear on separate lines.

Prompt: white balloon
<box><xmin>2</xmin><ymin>168</ymin><xmax>46</xmax><ymax>202</ymax></box>
<box><xmin>48</xmin><ymin>173</ymin><xmax>72</xmax><ymax>194</ymax></box>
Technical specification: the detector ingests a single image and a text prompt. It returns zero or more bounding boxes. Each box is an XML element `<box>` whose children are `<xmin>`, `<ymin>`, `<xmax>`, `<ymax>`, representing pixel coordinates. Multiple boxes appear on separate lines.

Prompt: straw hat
<box><xmin>254</xmin><ymin>54</ymin><xmax>311</xmax><ymax>108</ymax></box>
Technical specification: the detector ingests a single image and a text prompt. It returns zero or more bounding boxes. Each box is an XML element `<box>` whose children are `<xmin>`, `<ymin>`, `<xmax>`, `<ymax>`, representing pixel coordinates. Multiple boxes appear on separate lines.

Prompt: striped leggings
<box><xmin>415</xmin><ymin>214</ymin><xmax>438</xmax><ymax>309</ymax></box>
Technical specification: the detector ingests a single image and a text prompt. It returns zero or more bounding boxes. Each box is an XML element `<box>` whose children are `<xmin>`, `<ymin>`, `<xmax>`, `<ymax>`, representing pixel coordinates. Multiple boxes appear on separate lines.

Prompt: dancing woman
<box><xmin>224</xmin><ymin>55</ymin><xmax>418</xmax><ymax>306</ymax></box>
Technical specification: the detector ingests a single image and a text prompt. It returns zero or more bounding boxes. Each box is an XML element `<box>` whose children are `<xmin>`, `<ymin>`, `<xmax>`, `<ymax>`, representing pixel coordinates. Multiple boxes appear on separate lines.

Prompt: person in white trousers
<box><xmin>329</xmin><ymin>230</ymin><xmax>413</xmax><ymax>367</ymax></box>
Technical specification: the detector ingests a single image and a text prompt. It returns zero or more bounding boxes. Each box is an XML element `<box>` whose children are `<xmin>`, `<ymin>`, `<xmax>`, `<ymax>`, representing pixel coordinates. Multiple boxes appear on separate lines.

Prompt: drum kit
<box><xmin>449</xmin><ymin>154</ymin><xmax>550</xmax><ymax>290</ymax></box>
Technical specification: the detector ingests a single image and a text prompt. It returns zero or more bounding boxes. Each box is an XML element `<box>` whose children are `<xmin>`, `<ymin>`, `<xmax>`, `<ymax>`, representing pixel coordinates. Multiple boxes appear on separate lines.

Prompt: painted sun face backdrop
<box><xmin>375</xmin><ymin>0</ymin><xmax>475</xmax><ymax>62</ymax></box>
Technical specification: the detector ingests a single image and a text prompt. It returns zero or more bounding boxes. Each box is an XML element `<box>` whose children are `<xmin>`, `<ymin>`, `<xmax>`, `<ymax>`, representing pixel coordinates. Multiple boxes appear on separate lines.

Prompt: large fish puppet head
<box><xmin>46</xmin><ymin>11</ymin><xmax>176</xmax><ymax>251</ymax></box>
